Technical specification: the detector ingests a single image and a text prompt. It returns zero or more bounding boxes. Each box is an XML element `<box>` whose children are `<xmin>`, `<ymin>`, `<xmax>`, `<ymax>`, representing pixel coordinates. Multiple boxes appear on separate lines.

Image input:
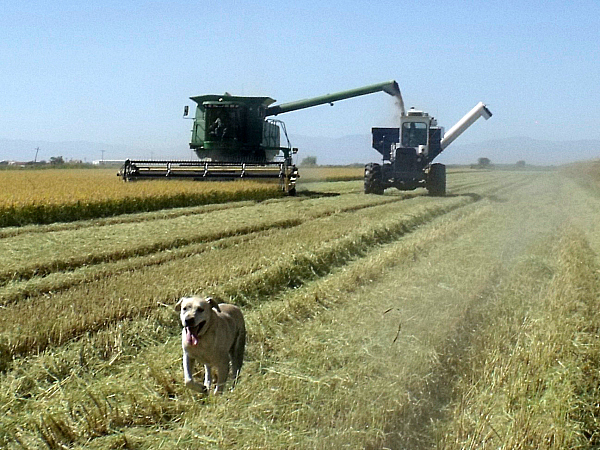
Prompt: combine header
<box><xmin>119</xmin><ymin>81</ymin><xmax>402</xmax><ymax>194</ymax></box>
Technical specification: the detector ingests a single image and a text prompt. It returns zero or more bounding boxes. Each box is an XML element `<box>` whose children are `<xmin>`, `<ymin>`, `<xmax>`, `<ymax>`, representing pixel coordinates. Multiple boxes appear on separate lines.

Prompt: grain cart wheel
<box><xmin>364</xmin><ymin>163</ymin><xmax>384</xmax><ymax>195</ymax></box>
<box><xmin>427</xmin><ymin>163</ymin><xmax>446</xmax><ymax>196</ymax></box>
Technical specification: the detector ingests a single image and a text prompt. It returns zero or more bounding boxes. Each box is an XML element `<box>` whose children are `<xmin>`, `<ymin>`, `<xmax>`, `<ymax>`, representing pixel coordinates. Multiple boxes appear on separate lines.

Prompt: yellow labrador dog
<box><xmin>175</xmin><ymin>296</ymin><xmax>246</xmax><ymax>394</ymax></box>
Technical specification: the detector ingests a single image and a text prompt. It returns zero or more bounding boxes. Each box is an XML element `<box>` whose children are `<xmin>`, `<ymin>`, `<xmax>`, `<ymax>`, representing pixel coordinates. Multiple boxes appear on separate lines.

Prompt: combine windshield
<box><xmin>401</xmin><ymin>122</ymin><xmax>428</xmax><ymax>148</ymax></box>
<box><xmin>205</xmin><ymin>105</ymin><xmax>243</xmax><ymax>141</ymax></box>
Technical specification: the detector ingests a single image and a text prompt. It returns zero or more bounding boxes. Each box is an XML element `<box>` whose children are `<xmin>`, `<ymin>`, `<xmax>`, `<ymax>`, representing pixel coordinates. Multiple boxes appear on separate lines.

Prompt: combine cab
<box><xmin>119</xmin><ymin>81</ymin><xmax>402</xmax><ymax>195</ymax></box>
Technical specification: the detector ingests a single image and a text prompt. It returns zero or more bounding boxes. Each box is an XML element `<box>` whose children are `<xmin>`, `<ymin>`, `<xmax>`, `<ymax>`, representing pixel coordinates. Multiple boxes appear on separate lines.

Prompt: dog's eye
<box><xmin>197</xmin><ymin>308</ymin><xmax>204</xmax><ymax>313</ymax></box>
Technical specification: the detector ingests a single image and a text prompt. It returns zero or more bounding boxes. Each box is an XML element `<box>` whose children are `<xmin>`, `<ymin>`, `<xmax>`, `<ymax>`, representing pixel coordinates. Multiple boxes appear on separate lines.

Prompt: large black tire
<box><xmin>427</xmin><ymin>163</ymin><xmax>446</xmax><ymax>196</ymax></box>
<box><xmin>364</xmin><ymin>163</ymin><xmax>384</xmax><ymax>195</ymax></box>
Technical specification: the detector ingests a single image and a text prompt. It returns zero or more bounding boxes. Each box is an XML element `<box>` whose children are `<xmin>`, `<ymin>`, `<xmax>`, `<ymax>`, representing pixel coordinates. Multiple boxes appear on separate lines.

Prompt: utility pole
<box><xmin>34</xmin><ymin>147</ymin><xmax>40</xmax><ymax>163</ymax></box>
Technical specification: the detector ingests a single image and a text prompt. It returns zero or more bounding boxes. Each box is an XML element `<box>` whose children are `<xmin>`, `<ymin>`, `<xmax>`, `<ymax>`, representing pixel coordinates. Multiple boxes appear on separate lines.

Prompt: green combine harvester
<box><xmin>118</xmin><ymin>81</ymin><xmax>402</xmax><ymax>194</ymax></box>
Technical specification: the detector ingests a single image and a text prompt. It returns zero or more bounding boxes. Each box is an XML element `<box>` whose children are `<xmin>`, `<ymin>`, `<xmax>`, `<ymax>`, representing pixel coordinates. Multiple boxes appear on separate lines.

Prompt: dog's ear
<box><xmin>207</xmin><ymin>297</ymin><xmax>221</xmax><ymax>312</ymax></box>
<box><xmin>175</xmin><ymin>297</ymin><xmax>184</xmax><ymax>312</ymax></box>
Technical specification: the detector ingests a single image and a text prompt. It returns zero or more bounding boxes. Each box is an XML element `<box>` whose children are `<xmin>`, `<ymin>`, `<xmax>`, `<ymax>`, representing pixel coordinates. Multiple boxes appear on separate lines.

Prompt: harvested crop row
<box><xmin>0</xmin><ymin>192</ymin><xmax>495</xmax><ymax>448</ymax></box>
<box><xmin>0</xmin><ymin>199</ymin><xmax>261</xmax><ymax>239</ymax></box>
<box><xmin>0</xmin><ymin>192</ymin><xmax>405</xmax><ymax>285</ymax></box>
<box><xmin>0</xmin><ymin>193</ymin><xmax>480</xmax><ymax>360</ymax></box>
<box><xmin>436</xmin><ymin>229</ymin><xmax>600</xmax><ymax>449</ymax></box>
<box><xmin>0</xmin><ymin>229</ymin><xmax>275</xmax><ymax>306</ymax></box>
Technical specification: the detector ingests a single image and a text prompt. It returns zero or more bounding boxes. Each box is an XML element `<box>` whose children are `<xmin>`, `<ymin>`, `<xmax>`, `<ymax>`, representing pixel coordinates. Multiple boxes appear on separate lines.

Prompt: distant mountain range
<box><xmin>1</xmin><ymin>135</ymin><xmax>599</xmax><ymax>166</ymax></box>
<box><xmin>443</xmin><ymin>136</ymin><xmax>600</xmax><ymax>166</ymax></box>
<box><xmin>290</xmin><ymin>135</ymin><xmax>600</xmax><ymax>166</ymax></box>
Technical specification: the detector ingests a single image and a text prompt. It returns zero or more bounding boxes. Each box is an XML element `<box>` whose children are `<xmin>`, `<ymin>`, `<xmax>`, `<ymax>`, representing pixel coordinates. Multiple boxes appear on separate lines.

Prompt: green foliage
<box><xmin>300</xmin><ymin>156</ymin><xmax>318</xmax><ymax>167</ymax></box>
<box><xmin>477</xmin><ymin>157</ymin><xmax>491</xmax><ymax>167</ymax></box>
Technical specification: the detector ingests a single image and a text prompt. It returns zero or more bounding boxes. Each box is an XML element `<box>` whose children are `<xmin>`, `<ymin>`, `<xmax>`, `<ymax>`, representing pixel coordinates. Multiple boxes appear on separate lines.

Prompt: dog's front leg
<box><xmin>183</xmin><ymin>353</ymin><xmax>206</xmax><ymax>393</ymax></box>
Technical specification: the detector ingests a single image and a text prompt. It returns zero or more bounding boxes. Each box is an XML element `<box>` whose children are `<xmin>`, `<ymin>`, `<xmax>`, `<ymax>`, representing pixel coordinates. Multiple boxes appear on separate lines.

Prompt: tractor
<box><xmin>366</xmin><ymin>100</ymin><xmax>492</xmax><ymax>196</ymax></box>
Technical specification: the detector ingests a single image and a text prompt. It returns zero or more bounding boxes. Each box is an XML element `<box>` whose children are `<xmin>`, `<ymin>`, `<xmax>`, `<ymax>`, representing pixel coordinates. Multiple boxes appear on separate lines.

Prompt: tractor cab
<box><xmin>204</xmin><ymin>102</ymin><xmax>245</xmax><ymax>142</ymax></box>
<box><xmin>399</xmin><ymin>108</ymin><xmax>442</xmax><ymax>157</ymax></box>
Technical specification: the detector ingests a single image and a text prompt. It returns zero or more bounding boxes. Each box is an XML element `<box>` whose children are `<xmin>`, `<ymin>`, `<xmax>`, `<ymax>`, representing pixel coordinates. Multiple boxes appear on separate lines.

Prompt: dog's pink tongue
<box><xmin>185</xmin><ymin>327</ymin><xmax>198</xmax><ymax>346</ymax></box>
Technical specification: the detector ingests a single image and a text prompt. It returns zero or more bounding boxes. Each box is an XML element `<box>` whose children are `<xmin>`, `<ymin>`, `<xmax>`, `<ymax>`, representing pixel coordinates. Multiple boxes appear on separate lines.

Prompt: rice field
<box><xmin>2</xmin><ymin>165</ymin><xmax>600</xmax><ymax>448</ymax></box>
<box><xmin>0</xmin><ymin>168</ymin><xmax>281</xmax><ymax>227</ymax></box>
<box><xmin>296</xmin><ymin>166</ymin><xmax>363</xmax><ymax>182</ymax></box>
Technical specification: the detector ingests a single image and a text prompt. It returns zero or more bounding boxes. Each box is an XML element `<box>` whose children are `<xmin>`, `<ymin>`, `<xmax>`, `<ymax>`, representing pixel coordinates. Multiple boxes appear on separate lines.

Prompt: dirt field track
<box><xmin>2</xmin><ymin>167</ymin><xmax>600</xmax><ymax>449</ymax></box>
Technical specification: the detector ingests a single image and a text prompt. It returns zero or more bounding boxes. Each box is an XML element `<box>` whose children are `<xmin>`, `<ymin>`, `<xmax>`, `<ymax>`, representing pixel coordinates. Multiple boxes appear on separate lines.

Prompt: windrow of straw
<box><xmin>436</xmin><ymin>228</ymin><xmax>600</xmax><ymax>449</ymax></box>
<box><xmin>0</xmin><ymin>192</ymin><xmax>404</xmax><ymax>286</ymax></box>
<box><xmin>562</xmin><ymin>160</ymin><xmax>600</xmax><ymax>195</ymax></box>
<box><xmin>0</xmin><ymin>194</ymin><xmax>477</xmax><ymax>360</ymax></box>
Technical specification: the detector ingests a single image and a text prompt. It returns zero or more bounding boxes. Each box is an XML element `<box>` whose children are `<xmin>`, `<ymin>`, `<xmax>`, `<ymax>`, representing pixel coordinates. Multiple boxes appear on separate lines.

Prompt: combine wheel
<box><xmin>427</xmin><ymin>163</ymin><xmax>446</xmax><ymax>196</ymax></box>
<box><xmin>364</xmin><ymin>163</ymin><xmax>384</xmax><ymax>195</ymax></box>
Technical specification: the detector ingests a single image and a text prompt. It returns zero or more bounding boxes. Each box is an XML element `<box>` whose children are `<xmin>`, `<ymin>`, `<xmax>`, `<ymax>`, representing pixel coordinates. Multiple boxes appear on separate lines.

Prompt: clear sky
<box><xmin>2</xmin><ymin>0</ymin><xmax>600</xmax><ymax>159</ymax></box>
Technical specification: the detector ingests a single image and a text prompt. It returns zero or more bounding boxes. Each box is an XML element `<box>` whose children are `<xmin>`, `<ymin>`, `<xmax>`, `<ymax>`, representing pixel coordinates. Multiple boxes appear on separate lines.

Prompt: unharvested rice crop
<box><xmin>298</xmin><ymin>166</ymin><xmax>363</xmax><ymax>182</ymax></box>
<box><xmin>0</xmin><ymin>168</ymin><xmax>281</xmax><ymax>226</ymax></box>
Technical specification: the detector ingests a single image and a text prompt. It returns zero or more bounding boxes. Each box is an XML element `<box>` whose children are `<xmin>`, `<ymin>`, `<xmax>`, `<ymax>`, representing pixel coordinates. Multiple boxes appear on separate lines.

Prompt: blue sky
<box><xmin>2</xmin><ymin>0</ymin><xmax>600</xmax><ymax>161</ymax></box>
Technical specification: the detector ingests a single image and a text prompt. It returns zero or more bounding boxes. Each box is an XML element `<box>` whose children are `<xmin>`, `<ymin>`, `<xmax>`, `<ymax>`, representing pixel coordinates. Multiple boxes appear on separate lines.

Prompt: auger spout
<box><xmin>440</xmin><ymin>102</ymin><xmax>493</xmax><ymax>150</ymax></box>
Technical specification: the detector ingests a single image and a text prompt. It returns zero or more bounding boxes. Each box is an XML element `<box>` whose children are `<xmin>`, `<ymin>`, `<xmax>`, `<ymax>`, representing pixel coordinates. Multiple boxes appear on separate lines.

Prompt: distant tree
<box><xmin>477</xmin><ymin>157</ymin><xmax>491</xmax><ymax>168</ymax></box>
<box><xmin>300</xmin><ymin>156</ymin><xmax>318</xmax><ymax>167</ymax></box>
<box><xmin>50</xmin><ymin>156</ymin><xmax>65</xmax><ymax>165</ymax></box>
<box><xmin>516</xmin><ymin>160</ymin><xmax>526</xmax><ymax>167</ymax></box>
